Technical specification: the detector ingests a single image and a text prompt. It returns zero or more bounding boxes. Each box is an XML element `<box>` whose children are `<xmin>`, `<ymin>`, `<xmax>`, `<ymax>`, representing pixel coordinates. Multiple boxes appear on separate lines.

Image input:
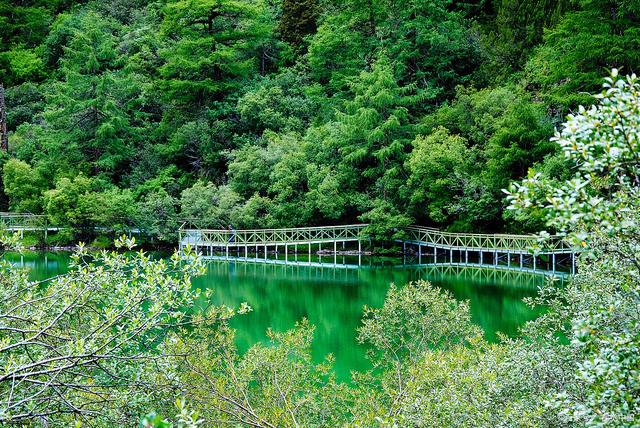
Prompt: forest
<box><xmin>1</xmin><ymin>72</ymin><xmax>639</xmax><ymax>425</ymax></box>
<box><xmin>1</xmin><ymin>0</ymin><xmax>638</xmax><ymax>242</ymax></box>
<box><xmin>1</xmin><ymin>1</ymin><xmax>640</xmax><ymax>427</ymax></box>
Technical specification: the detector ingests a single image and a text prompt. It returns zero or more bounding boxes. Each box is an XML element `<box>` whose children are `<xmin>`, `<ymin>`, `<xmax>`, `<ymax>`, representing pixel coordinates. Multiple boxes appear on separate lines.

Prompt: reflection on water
<box><xmin>193</xmin><ymin>255</ymin><xmax>553</xmax><ymax>380</ymax></box>
<box><xmin>4</xmin><ymin>251</ymin><xmax>71</xmax><ymax>279</ymax></box>
<box><xmin>4</xmin><ymin>251</ymin><xmax>555</xmax><ymax>381</ymax></box>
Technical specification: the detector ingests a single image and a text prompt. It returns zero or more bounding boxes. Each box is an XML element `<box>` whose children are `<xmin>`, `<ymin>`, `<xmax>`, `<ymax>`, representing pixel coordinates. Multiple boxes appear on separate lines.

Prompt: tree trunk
<box><xmin>0</xmin><ymin>84</ymin><xmax>8</xmax><ymax>152</ymax></box>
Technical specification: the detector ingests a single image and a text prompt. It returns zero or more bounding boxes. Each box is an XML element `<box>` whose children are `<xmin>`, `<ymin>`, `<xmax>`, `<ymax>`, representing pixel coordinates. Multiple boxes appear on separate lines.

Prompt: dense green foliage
<box><xmin>2</xmin><ymin>0</ymin><xmax>637</xmax><ymax>242</ymax></box>
<box><xmin>507</xmin><ymin>70</ymin><xmax>640</xmax><ymax>426</ymax></box>
<box><xmin>0</xmin><ymin>70</ymin><xmax>640</xmax><ymax>427</ymax></box>
<box><xmin>1</xmin><ymin>0</ymin><xmax>639</xmax><ymax>422</ymax></box>
<box><xmin>508</xmin><ymin>70</ymin><xmax>640</xmax><ymax>242</ymax></box>
<box><xmin>3</xmin><ymin>74</ymin><xmax>640</xmax><ymax>426</ymax></box>
<box><xmin>0</xmin><ymin>236</ymin><xmax>210</xmax><ymax>423</ymax></box>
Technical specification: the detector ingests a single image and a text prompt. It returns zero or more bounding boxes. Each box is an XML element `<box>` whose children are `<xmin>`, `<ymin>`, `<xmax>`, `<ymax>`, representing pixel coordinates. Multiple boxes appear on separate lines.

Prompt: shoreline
<box><xmin>18</xmin><ymin>245</ymin><xmax>385</xmax><ymax>256</ymax></box>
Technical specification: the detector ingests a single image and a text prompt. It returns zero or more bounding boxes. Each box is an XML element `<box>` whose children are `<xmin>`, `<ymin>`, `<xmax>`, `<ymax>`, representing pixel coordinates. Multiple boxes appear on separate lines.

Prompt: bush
<box><xmin>2</xmin><ymin>158</ymin><xmax>46</xmax><ymax>213</ymax></box>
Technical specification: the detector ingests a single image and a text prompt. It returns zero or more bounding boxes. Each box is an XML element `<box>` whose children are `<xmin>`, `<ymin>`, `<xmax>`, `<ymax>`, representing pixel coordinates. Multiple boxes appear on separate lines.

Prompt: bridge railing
<box><xmin>402</xmin><ymin>225</ymin><xmax>573</xmax><ymax>253</ymax></box>
<box><xmin>0</xmin><ymin>213</ymin><xmax>48</xmax><ymax>230</ymax></box>
<box><xmin>179</xmin><ymin>224</ymin><xmax>368</xmax><ymax>246</ymax></box>
<box><xmin>179</xmin><ymin>223</ymin><xmax>575</xmax><ymax>254</ymax></box>
<box><xmin>411</xmin><ymin>263</ymin><xmax>565</xmax><ymax>286</ymax></box>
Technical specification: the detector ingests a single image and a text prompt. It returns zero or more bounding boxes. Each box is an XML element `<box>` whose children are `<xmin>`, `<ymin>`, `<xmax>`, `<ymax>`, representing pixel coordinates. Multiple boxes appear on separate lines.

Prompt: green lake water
<box><xmin>6</xmin><ymin>252</ymin><xmax>557</xmax><ymax>381</ymax></box>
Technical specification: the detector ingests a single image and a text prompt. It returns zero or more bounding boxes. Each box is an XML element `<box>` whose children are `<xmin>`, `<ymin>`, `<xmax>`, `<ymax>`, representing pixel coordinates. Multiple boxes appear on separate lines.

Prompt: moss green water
<box><xmin>6</xmin><ymin>252</ymin><xmax>554</xmax><ymax>381</ymax></box>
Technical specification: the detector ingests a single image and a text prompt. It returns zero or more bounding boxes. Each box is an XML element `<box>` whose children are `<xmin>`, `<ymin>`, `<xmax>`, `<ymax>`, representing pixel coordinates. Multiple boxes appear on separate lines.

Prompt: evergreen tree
<box><xmin>308</xmin><ymin>0</ymin><xmax>481</xmax><ymax>101</ymax></box>
<box><xmin>491</xmin><ymin>0</ymin><xmax>569</xmax><ymax>73</ymax></box>
<box><xmin>158</xmin><ymin>0</ymin><xmax>277</xmax><ymax>107</ymax></box>
<box><xmin>525</xmin><ymin>0</ymin><xmax>640</xmax><ymax>107</ymax></box>
<box><xmin>331</xmin><ymin>56</ymin><xmax>416</xmax><ymax>213</ymax></box>
<box><xmin>278</xmin><ymin>0</ymin><xmax>319</xmax><ymax>49</ymax></box>
<box><xmin>42</xmin><ymin>12</ymin><xmax>143</xmax><ymax>179</ymax></box>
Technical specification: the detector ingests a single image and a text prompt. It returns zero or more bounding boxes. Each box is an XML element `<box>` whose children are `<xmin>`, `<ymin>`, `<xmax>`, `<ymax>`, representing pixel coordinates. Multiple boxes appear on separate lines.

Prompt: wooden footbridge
<box><xmin>179</xmin><ymin>223</ymin><xmax>577</xmax><ymax>274</ymax></box>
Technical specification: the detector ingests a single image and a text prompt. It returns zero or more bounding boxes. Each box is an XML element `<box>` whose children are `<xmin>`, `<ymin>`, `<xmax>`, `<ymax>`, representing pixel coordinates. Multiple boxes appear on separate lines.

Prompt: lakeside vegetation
<box><xmin>1</xmin><ymin>0</ymin><xmax>640</xmax><ymax>426</ymax></box>
<box><xmin>0</xmin><ymin>68</ymin><xmax>638</xmax><ymax>428</ymax></box>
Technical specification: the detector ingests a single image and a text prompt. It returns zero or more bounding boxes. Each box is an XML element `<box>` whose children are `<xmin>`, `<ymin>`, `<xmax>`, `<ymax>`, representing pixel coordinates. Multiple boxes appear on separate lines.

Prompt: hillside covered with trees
<box><xmin>1</xmin><ymin>0</ymin><xmax>638</xmax><ymax>241</ymax></box>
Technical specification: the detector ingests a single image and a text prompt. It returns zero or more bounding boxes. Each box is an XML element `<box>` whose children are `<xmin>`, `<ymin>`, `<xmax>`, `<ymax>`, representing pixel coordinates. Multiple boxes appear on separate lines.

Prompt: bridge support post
<box><xmin>520</xmin><ymin>253</ymin><xmax>523</xmax><ymax>269</ymax></box>
<box><xmin>507</xmin><ymin>251</ymin><xmax>510</xmax><ymax>268</ymax></box>
<box><xmin>533</xmin><ymin>255</ymin><xmax>537</xmax><ymax>271</ymax></box>
<box><xmin>493</xmin><ymin>251</ymin><xmax>497</xmax><ymax>266</ymax></box>
<box><xmin>358</xmin><ymin>240</ymin><xmax>361</xmax><ymax>254</ymax></box>
<box><xmin>450</xmin><ymin>248</ymin><xmax>453</xmax><ymax>263</ymax></box>
<box><xmin>285</xmin><ymin>244</ymin><xmax>289</xmax><ymax>262</ymax></box>
<box><xmin>480</xmin><ymin>251</ymin><xmax>483</xmax><ymax>265</ymax></box>
<box><xmin>245</xmin><ymin>246</ymin><xmax>248</xmax><ymax>259</ymax></box>
<box><xmin>465</xmin><ymin>250</ymin><xmax>468</xmax><ymax>264</ymax></box>
<box><xmin>552</xmin><ymin>253</ymin><xmax>556</xmax><ymax>273</ymax></box>
<box><xmin>225</xmin><ymin>245</ymin><xmax>229</xmax><ymax>259</ymax></box>
<box><xmin>572</xmin><ymin>253</ymin><xmax>576</xmax><ymax>275</ymax></box>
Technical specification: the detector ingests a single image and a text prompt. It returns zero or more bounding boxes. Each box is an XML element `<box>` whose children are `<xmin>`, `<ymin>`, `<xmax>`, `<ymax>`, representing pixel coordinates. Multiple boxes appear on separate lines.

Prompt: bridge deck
<box><xmin>0</xmin><ymin>213</ymin><xmax>49</xmax><ymax>229</ymax></box>
<box><xmin>401</xmin><ymin>226</ymin><xmax>573</xmax><ymax>254</ymax></box>
<box><xmin>0</xmin><ymin>213</ymin><xmax>144</xmax><ymax>235</ymax></box>
<box><xmin>180</xmin><ymin>223</ymin><xmax>577</xmax><ymax>274</ymax></box>
<box><xmin>179</xmin><ymin>224</ymin><xmax>573</xmax><ymax>254</ymax></box>
<box><xmin>180</xmin><ymin>224</ymin><xmax>367</xmax><ymax>248</ymax></box>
